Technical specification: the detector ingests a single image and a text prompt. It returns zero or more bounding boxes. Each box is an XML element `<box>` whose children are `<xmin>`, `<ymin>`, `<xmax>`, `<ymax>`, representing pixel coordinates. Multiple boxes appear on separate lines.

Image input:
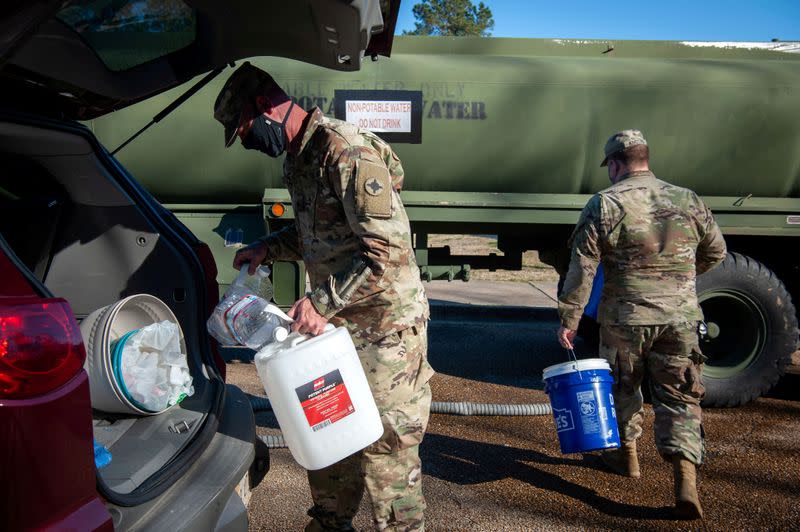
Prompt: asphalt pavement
<box><xmin>426</xmin><ymin>279</ymin><xmax>559</xmax><ymax>308</ymax></box>
<box><xmin>225</xmin><ymin>280</ymin><xmax>800</xmax><ymax>531</ymax></box>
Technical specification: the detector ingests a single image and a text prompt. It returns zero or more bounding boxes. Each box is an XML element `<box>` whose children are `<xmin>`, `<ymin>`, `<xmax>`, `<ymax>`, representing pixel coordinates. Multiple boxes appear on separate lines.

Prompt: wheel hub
<box><xmin>705</xmin><ymin>322</ymin><xmax>721</xmax><ymax>339</ymax></box>
<box><xmin>698</xmin><ymin>289</ymin><xmax>767</xmax><ymax>379</ymax></box>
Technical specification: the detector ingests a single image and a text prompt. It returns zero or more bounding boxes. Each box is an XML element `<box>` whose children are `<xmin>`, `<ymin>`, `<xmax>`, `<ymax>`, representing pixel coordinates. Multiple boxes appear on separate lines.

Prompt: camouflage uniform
<box><xmin>558</xmin><ymin>169</ymin><xmax>726</xmax><ymax>464</ymax></box>
<box><xmin>259</xmin><ymin>108</ymin><xmax>434</xmax><ymax>531</ymax></box>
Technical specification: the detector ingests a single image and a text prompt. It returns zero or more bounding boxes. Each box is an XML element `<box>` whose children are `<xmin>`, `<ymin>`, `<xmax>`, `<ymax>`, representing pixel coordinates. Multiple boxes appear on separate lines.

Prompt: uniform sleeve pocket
<box><xmin>355</xmin><ymin>160</ymin><xmax>392</xmax><ymax>219</ymax></box>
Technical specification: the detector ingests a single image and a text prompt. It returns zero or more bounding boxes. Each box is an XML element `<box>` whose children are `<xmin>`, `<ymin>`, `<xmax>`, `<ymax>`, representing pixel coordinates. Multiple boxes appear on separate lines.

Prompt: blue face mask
<box><xmin>242</xmin><ymin>101</ymin><xmax>294</xmax><ymax>157</ymax></box>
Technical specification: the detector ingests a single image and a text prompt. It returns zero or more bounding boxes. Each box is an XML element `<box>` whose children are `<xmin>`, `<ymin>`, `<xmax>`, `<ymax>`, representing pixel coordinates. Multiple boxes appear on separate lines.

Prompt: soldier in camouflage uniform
<box><xmin>556</xmin><ymin>130</ymin><xmax>726</xmax><ymax>520</ymax></box>
<box><xmin>213</xmin><ymin>63</ymin><xmax>433</xmax><ymax>531</ymax></box>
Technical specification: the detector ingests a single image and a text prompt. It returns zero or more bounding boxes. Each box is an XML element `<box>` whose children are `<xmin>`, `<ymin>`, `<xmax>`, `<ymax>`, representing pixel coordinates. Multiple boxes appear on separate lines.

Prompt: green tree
<box><xmin>404</xmin><ymin>0</ymin><xmax>494</xmax><ymax>37</ymax></box>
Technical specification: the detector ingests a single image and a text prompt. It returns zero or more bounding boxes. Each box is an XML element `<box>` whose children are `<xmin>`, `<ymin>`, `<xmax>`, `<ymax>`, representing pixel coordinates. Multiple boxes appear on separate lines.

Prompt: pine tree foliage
<box><xmin>404</xmin><ymin>0</ymin><xmax>494</xmax><ymax>37</ymax></box>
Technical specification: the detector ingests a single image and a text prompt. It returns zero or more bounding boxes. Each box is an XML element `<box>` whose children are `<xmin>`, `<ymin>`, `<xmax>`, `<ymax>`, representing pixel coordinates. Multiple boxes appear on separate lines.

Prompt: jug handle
<box><xmin>289</xmin><ymin>324</ymin><xmax>335</xmax><ymax>347</ymax></box>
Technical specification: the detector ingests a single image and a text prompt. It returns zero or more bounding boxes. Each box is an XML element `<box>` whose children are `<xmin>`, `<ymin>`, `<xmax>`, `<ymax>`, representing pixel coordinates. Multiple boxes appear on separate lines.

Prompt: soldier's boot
<box><xmin>672</xmin><ymin>456</ymin><xmax>703</xmax><ymax>520</ymax></box>
<box><xmin>600</xmin><ymin>441</ymin><xmax>640</xmax><ymax>478</ymax></box>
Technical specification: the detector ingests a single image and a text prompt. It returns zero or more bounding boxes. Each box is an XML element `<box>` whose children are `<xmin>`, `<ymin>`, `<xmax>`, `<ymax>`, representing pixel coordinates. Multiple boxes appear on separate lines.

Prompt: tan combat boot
<box><xmin>672</xmin><ymin>455</ymin><xmax>703</xmax><ymax>520</ymax></box>
<box><xmin>600</xmin><ymin>441</ymin><xmax>640</xmax><ymax>478</ymax></box>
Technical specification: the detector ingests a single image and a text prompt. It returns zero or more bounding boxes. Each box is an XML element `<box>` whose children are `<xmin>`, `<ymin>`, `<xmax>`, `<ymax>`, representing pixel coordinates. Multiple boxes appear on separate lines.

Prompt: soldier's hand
<box><xmin>557</xmin><ymin>326</ymin><xmax>577</xmax><ymax>350</ymax></box>
<box><xmin>288</xmin><ymin>297</ymin><xmax>329</xmax><ymax>336</ymax></box>
<box><xmin>233</xmin><ymin>240</ymin><xmax>269</xmax><ymax>274</ymax></box>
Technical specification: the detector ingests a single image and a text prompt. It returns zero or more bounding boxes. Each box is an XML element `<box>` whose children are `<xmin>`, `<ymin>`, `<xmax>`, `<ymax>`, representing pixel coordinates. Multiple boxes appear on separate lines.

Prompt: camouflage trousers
<box><xmin>306</xmin><ymin>323</ymin><xmax>434</xmax><ymax>532</ymax></box>
<box><xmin>599</xmin><ymin>322</ymin><xmax>706</xmax><ymax>465</ymax></box>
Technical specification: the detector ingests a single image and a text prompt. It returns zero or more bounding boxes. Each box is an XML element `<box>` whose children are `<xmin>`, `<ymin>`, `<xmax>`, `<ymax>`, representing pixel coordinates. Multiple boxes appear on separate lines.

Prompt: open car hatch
<box><xmin>0</xmin><ymin>0</ymin><xmax>399</xmax><ymax>120</ymax></box>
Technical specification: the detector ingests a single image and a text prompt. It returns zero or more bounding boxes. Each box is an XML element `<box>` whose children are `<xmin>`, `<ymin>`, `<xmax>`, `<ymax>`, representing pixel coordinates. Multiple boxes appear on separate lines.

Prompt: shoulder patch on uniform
<box><xmin>356</xmin><ymin>160</ymin><xmax>392</xmax><ymax>219</ymax></box>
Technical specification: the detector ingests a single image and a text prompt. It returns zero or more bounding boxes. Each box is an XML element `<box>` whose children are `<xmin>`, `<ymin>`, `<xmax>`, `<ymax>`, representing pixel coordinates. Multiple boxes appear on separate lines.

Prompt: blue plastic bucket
<box><xmin>543</xmin><ymin>358</ymin><xmax>620</xmax><ymax>454</ymax></box>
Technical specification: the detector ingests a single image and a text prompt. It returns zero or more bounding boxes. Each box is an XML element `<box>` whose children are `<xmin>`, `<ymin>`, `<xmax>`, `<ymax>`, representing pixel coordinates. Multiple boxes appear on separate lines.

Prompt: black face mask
<box><xmin>241</xmin><ymin>101</ymin><xmax>294</xmax><ymax>157</ymax></box>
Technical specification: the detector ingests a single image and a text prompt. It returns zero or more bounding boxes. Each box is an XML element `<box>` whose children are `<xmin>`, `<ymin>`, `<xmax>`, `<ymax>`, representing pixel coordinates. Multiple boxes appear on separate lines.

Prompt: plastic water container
<box><xmin>207</xmin><ymin>264</ymin><xmax>290</xmax><ymax>349</ymax></box>
<box><xmin>224</xmin><ymin>296</ymin><xmax>291</xmax><ymax>348</ymax></box>
<box><xmin>254</xmin><ymin>326</ymin><xmax>383</xmax><ymax>470</ymax></box>
<box><xmin>232</xmin><ymin>263</ymin><xmax>274</xmax><ymax>301</ymax></box>
<box><xmin>543</xmin><ymin>357</ymin><xmax>620</xmax><ymax>454</ymax></box>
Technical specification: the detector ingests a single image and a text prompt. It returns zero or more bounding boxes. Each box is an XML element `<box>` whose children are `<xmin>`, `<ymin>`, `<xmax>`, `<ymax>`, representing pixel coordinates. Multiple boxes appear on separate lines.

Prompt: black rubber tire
<box><xmin>559</xmin><ymin>253</ymin><xmax>798</xmax><ymax>407</ymax></box>
<box><xmin>696</xmin><ymin>252</ymin><xmax>798</xmax><ymax>407</ymax></box>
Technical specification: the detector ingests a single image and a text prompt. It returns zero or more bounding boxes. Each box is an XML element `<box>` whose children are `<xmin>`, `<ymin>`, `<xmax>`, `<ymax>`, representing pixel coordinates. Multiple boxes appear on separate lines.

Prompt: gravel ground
<box><xmin>226</xmin><ymin>272</ymin><xmax>799</xmax><ymax>531</ymax></box>
<box><xmin>228</xmin><ymin>360</ymin><xmax>800</xmax><ymax>531</ymax></box>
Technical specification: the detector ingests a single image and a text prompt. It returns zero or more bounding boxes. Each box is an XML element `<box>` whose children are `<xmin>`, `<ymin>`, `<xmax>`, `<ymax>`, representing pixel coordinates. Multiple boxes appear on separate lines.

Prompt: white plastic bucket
<box><xmin>80</xmin><ymin>294</ymin><xmax>187</xmax><ymax>415</ymax></box>
<box><xmin>254</xmin><ymin>326</ymin><xmax>383</xmax><ymax>470</ymax></box>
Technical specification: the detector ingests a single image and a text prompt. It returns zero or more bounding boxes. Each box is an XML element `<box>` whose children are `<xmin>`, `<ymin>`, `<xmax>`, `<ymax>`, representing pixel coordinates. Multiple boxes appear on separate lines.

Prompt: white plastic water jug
<box><xmin>254</xmin><ymin>325</ymin><xmax>383</xmax><ymax>470</ymax></box>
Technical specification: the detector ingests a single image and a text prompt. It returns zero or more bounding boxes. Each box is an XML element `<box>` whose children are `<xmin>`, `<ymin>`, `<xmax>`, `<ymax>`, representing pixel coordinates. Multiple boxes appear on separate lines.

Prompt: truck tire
<box><xmin>696</xmin><ymin>252</ymin><xmax>798</xmax><ymax>407</ymax></box>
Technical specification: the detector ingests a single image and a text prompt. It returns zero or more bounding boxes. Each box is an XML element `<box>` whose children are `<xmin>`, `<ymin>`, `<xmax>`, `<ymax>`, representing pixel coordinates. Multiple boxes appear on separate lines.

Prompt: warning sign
<box><xmin>295</xmin><ymin>369</ymin><xmax>355</xmax><ymax>432</ymax></box>
<box><xmin>334</xmin><ymin>90</ymin><xmax>423</xmax><ymax>144</ymax></box>
<box><xmin>345</xmin><ymin>100</ymin><xmax>412</xmax><ymax>133</ymax></box>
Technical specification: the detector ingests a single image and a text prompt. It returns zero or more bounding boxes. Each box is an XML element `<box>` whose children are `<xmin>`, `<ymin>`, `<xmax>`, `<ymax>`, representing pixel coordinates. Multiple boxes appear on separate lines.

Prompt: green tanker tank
<box><xmin>93</xmin><ymin>37</ymin><xmax>800</xmax><ymax>201</ymax></box>
<box><xmin>91</xmin><ymin>36</ymin><xmax>800</xmax><ymax>407</ymax></box>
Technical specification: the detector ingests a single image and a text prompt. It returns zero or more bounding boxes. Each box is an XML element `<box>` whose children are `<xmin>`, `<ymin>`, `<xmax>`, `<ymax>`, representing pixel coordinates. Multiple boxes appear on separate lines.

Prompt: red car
<box><xmin>0</xmin><ymin>1</ymin><xmax>396</xmax><ymax>530</ymax></box>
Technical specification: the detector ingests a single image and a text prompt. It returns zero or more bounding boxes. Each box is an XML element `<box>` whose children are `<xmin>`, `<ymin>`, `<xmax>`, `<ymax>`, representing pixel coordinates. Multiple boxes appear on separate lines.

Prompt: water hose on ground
<box><xmin>249</xmin><ymin>395</ymin><xmax>552</xmax><ymax>448</ymax></box>
<box><xmin>430</xmin><ymin>401</ymin><xmax>551</xmax><ymax>416</ymax></box>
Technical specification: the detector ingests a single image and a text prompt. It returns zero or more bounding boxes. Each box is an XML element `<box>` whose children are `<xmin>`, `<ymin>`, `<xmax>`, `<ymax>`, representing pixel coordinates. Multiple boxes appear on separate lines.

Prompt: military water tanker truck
<box><xmin>90</xmin><ymin>36</ymin><xmax>800</xmax><ymax>407</ymax></box>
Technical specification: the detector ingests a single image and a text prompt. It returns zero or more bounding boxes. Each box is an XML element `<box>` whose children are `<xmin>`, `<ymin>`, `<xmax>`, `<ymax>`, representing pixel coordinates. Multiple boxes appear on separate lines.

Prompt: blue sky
<box><xmin>395</xmin><ymin>0</ymin><xmax>800</xmax><ymax>41</ymax></box>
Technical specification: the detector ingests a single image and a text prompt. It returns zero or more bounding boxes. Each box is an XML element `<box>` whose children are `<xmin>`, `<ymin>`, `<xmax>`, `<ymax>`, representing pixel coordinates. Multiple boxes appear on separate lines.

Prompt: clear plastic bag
<box><xmin>117</xmin><ymin>320</ymin><xmax>194</xmax><ymax>412</ymax></box>
<box><xmin>207</xmin><ymin>264</ymin><xmax>292</xmax><ymax>349</ymax></box>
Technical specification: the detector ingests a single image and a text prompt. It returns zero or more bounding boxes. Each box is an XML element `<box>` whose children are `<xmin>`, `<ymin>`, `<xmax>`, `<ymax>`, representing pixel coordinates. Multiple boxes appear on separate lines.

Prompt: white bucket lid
<box><xmin>542</xmin><ymin>358</ymin><xmax>611</xmax><ymax>381</ymax></box>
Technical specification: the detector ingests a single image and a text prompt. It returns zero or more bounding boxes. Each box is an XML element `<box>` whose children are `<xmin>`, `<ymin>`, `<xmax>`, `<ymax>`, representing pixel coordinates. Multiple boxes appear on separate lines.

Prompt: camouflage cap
<box><xmin>213</xmin><ymin>62</ymin><xmax>275</xmax><ymax>148</ymax></box>
<box><xmin>601</xmin><ymin>129</ymin><xmax>648</xmax><ymax>166</ymax></box>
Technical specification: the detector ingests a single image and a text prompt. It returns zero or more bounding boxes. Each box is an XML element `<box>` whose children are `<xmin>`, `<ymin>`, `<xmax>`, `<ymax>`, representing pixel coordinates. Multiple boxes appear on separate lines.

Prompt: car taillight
<box><xmin>0</xmin><ymin>298</ymin><xmax>86</xmax><ymax>399</ymax></box>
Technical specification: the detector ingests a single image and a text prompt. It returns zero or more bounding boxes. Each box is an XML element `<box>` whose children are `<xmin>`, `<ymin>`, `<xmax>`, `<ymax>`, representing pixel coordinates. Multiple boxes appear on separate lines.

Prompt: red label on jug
<box><xmin>295</xmin><ymin>369</ymin><xmax>355</xmax><ymax>432</ymax></box>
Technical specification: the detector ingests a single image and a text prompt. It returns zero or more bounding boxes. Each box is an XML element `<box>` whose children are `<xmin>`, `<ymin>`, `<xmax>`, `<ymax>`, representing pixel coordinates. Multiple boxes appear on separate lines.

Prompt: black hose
<box><xmin>249</xmin><ymin>396</ymin><xmax>272</xmax><ymax>412</ymax></box>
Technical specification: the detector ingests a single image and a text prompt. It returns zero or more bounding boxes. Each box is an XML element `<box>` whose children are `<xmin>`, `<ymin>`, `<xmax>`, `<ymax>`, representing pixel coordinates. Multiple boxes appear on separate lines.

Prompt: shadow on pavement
<box><xmin>220</xmin><ymin>303</ymin><xmax>592</xmax><ymax>390</ymax></box>
<box><xmin>766</xmin><ymin>373</ymin><xmax>800</xmax><ymax>402</ymax></box>
<box><xmin>220</xmin><ymin>346</ymin><xmax>256</xmax><ymax>363</ymax></box>
<box><xmin>427</xmin><ymin>303</ymin><xmax>592</xmax><ymax>388</ymax></box>
<box><xmin>421</xmin><ymin>432</ymin><xmax>674</xmax><ymax>520</ymax></box>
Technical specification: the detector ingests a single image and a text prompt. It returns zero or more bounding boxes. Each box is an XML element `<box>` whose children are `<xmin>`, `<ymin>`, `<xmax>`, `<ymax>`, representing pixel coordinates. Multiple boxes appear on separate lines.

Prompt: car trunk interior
<box><xmin>0</xmin><ymin>117</ymin><xmax>218</xmax><ymax>497</ymax></box>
